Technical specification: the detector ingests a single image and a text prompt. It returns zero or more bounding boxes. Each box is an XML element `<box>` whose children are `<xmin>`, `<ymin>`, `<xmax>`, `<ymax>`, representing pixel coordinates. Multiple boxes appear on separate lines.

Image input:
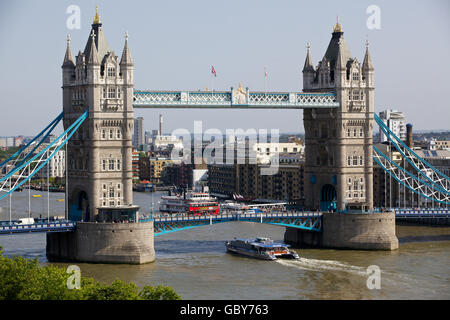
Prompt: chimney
<box><xmin>159</xmin><ymin>114</ymin><xmax>163</xmax><ymax>136</ymax></box>
<box><xmin>406</xmin><ymin>123</ymin><xmax>413</xmax><ymax>148</ymax></box>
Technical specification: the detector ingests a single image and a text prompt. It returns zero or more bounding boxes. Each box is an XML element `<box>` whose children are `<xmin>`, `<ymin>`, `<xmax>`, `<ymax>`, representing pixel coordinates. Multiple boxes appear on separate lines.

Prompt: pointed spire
<box><xmin>120</xmin><ymin>31</ymin><xmax>133</xmax><ymax>66</ymax></box>
<box><xmin>362</xmin><ymin>39</ymin><xmax>374</xmax><ymax>70</ymax></box>
<box><xmin>335</xmin><ymin>39</ymin><xmax>346</xmax><ymax>70</ymax></box>
<box><xmin>93</xmin><ymin>5</ymin><xmax>101</xmax><ymax>24</ymax></box>
<box><xmin>62</xmin><ymin>34</ymin><xmax>75</xmax><ymax>68</ymax></box>
<box><xmin>302</xmin><ymin>43</ymin><xmax>314</xmax><ymax>72</ymax></box>
<box><xmin>87</xmin><ymin>30</ymin><xmax>99</xmax><ymax>65</ymax></box>
<box><xmin>333</xmin><ymin>16</ymin><xmax>343</xmax><ymax>33</ymax></box>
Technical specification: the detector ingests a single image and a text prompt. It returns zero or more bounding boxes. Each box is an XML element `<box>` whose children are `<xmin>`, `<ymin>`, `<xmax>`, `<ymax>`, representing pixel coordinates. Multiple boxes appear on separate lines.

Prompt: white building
<box><xmin>253</xmin><ymin>142</ymin><xmax>304</xmax><ymax>164</ymax></box>
<box><xmin>379</xmin><ymin>109</ymin><xmax>406</xmax><ymax>142</ymax></box>
<box><xmin>153</xmin><ymin>135</ymin><xmax>183</xmax><ymax>150</ymax></box>
<box><xmin>39</xmin><ymin>149</ymin><xmax>66</xmax><ymax>178</ymax></box>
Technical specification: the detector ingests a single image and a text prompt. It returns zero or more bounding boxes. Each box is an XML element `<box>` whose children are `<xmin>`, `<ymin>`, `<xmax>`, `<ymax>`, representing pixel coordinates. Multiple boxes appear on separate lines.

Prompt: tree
<box><xmin>0</xmin><ymin>247</ymin><xmax>181</xmax><ymax>300</ymax></box>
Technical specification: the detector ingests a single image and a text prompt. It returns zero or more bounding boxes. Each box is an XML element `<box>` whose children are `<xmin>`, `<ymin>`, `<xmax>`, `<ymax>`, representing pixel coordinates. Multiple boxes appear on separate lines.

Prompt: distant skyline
<box><xmin>0</xmin><ymin>0</ymin><xmax>449</xmax><ymax>136</ymax></box>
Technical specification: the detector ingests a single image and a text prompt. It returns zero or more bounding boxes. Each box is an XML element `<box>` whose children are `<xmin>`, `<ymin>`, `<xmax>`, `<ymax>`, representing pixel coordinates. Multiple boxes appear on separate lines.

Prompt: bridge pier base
<box><xmin>46</xmin><ymin>221</ymin><xmax>155</xmax><ymax>264</ymax></box>
<box><xmin>284</xmin><ymin>211</ymin><xmax>398</xmax><ymax>250</ymax></box>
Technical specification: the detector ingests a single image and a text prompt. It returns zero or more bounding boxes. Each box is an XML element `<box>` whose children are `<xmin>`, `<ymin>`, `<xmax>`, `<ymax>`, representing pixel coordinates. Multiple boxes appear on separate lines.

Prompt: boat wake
<box><xmin>276</xmin><ymin>257</ymin><xmax>367</xmax><ymax>276</ymax></box>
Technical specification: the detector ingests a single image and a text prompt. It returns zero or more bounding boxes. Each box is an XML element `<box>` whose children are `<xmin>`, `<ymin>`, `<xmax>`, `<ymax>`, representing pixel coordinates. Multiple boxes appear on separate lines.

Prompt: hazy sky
<box><xmin>0</xmin><ymin>0</ymin><xmax>449</xmax><ymax>136</ymax></box>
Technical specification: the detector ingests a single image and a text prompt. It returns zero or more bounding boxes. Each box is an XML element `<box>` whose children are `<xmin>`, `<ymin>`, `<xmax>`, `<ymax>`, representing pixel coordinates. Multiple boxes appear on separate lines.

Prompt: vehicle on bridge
<box><xmin>225</xmin><ymin>237</ymin><xmax>299</xmax><ymax>261</ymax></box>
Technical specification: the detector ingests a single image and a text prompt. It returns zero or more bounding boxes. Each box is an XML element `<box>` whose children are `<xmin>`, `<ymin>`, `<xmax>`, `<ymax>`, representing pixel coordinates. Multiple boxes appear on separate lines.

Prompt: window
<box><xmin>347</xmin><ymin>156</ymin><xmax>351</xmax><ymax>166</ymax></box>
<box><xmin>109</xmin><ymin>129</ymin><xmax>113</xmax><ymax>139</ymax></box>
<box><xmin>353</xmin><ymin>90</ymin><xmax>360</xmax><ymax>101</ymax></box>
<box><xmin>353</xmin><ymin>129</ymin><xmax>357</xmax><ymax>137</ymax></box>
<box><xmin>102</xmin><ymin>160</ymin><xmax>107</xmax><ymax>171</ymax></box>
<box><xmin>108</xmin><ymin>87</ymin><xmax>116</xmax><ymax>99</ymax></box>
<box><xmin>102</xmin><ymin>88</ymin><xmax>106</xmax><ymax>99</ymax></box>
<box><xmin>101</xmin><ymin>129</ymin><xmax>106</xmax><ymax>140</ymax></box>
<box><xmin>109</xmin><ymin>159</ymin><xmax>115</xmax><ymax>171</ymax></box>
<box><xmin>116</xmin><ymin>129</ymin><xmax>121</xmax><ymax>139</ymax></box>
<box><xmin>348</xmin><ymin>178</ymin><xmax>352</xmax><ymax>184</ymax></box>
<box><xmin>116</xmin><ymin>159</ymin><xmax>121</xmax><ymax>171</ymax></box>
<box><xmin>352</xmin><ymin>71</ymin><xmax>359</xmax><ymax>81</ymax></box>
<box><xmin>347</xmin><ymin>128</ymin><xmax>351</xmax><ymax>137</ymax></box>
<box><xmin>117</xmin><ymin>87</ymin><xmax>121</xmax><ymax>99</ymax></box>
<box><xmin>359</xmin><ymin>156</ymin><xmax>363</xmax><ymax>166</ymax></box>
<box><xmin>353</xmin><ymin>156</ymin><xmax>358</xmax><ymax>166</ymax></box>
<box><xmin>107</xmin><ymin>67</ymin><xmax>116</xmax><ymax>77</ymax></box>
<box><xmin>109</xmin><ymin>188</ymin><xmax>115</xmax><ymax>198</ymax></box>
<box><xmin>359</xmin><ymin>128</ymin><xmax>364</xmax><ymax>137</ymax></box>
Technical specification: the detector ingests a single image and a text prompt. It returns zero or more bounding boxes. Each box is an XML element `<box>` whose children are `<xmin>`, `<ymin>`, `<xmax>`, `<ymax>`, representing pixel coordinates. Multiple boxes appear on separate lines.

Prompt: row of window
<box><xmin>102</xmin><ymin>87</ymin><xmax>122</xmax><ymax>99</ymax></box>
<box><xmin>72</xmin><ymin>89</ymin><xmax>86</xmax><ymax>100</ymax></box>
<box><xmin>101</xmin><ymin>158</ymin><xmax>122</xmax><ymax>171</ymax></box>
<box><xmin>100</xmin><ymin>183</ymin><xmax>122</xmax><ymax>207</ymax></box>
<box><xmin>346</xmin><ymin>127</ymin><xmax>364</xmax><ymax>138</ymax></box>
<box><xmin>101</xmin><ymin>128</ymin><xmax>122</xmax><ymax>140</ymax></box>
<box><xmin>347</xmin><ymin>192</ymin><xmax>365</xmax><ymax>199</ymax></box>
<box><xmin>348</xmin><ymin>90</ymin><xmax>365</xmax><ymax>101</ymax></box>
<box><xmin>347</xmin><ymin>155</ymin><xmax>364</xmax><ymax>166</ymax></box>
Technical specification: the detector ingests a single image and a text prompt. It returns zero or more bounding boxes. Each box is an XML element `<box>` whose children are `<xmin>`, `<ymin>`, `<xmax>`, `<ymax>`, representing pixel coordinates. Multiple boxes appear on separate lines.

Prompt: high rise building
<box><xmin>133</xmin><ymin>117</ymin><xmax>144</xmax><ymax>148</ymax></box>
<box><xmin>378</xmin><ymin>109</ymin><xmax>406</xmax><ymax>143</ymax></box>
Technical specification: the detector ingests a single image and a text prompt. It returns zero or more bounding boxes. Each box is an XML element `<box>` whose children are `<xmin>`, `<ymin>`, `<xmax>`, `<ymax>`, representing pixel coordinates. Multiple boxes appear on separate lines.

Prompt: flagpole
<box><xmin>264</xmin><ymin>66</ymin><xmax>267</xmax><ymax>95</ymax></box>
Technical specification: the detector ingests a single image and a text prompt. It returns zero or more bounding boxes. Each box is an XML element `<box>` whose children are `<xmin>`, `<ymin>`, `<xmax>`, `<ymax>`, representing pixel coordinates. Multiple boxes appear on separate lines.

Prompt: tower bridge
<box><xmin>6</xmin><ymin>9</ymin><xmax>450</xmax><ymax>263</ymax></box>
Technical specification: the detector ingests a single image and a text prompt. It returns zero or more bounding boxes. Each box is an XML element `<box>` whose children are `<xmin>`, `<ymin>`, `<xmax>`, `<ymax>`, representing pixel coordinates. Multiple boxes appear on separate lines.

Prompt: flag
<box><xmin>211</xmin><ymin>66</ymin><xmax>216</xmax><ymax>77</ymax></box>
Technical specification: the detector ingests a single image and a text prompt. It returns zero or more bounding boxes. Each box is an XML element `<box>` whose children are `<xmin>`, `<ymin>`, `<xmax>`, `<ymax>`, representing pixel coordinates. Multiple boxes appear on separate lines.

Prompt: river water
<box><xmin>0</xmin><ymin>190</ymin><xmax>449</xmax><ymax>299</ymax></box>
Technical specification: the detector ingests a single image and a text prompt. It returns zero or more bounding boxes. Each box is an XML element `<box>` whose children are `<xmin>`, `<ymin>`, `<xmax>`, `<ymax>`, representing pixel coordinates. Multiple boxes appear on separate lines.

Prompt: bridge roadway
<box><xmin>0</xmin><ymin>209</ymin><xmax>448</xmax><ymax>235</ymax></box>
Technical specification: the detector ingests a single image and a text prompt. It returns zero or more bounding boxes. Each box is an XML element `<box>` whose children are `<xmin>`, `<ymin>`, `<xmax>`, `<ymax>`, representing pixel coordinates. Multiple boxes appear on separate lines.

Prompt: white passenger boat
<box><xmin>225</xmin><ymin>237</ymin><xmax>299</xmax><ymax>260</ymax></box>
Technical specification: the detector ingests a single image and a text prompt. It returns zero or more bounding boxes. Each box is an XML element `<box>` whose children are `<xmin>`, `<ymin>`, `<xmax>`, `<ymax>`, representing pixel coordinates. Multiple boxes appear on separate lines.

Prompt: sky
<box><xmin>0</xmin><ymin>0</ymin><xmax>449</xmax><ymax>136</ymax></box>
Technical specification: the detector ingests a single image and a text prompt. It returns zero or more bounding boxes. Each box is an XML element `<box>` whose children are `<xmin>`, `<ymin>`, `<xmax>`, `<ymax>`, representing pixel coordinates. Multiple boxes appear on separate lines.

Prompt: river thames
<box><xmin>0</xmin><ymin>190</ymin><xmax>449</xmax><ymax>299</ymax></box>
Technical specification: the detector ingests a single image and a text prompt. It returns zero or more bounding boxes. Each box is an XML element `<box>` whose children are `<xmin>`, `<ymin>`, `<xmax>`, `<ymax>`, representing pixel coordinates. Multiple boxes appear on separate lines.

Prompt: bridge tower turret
<box><xmin>62</xmin><ymin>8</ymin><xmax>135</xmax><ymax>221</ymax></box>
<box><xmin>50</xmin><ymin>8</ymin><xmax>155</xmax><ymax>264</ymax></box>
<box><xmin>303</xmin><ymin>19</ymin><xmax>374</xmax><ymax>212</ymax></box>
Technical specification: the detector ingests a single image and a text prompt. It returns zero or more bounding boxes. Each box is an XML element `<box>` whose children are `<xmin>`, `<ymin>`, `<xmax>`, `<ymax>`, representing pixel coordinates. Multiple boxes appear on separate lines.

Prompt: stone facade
<box><xmin>62</xmin><ymin>14</ymin><xmax>134</xmax><ymax>221</ymax></box>
<box><xmin>303</xmin><ymin>21</ymin><xmax>374</xmax><ymax>212</ymax></box>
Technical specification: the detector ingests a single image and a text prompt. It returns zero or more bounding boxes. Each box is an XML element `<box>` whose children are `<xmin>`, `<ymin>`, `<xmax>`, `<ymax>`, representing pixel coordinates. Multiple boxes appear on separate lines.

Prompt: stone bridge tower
<box><xmin>302</xmin><ymin>19</ymin><xmax>374</xmax><ymax>212</ymax></box>
<box><xmin>62</xmin><ymin>8</ymin><xmax>134</xmax><ymax>221</ymax></box>
<box><xmin>49</xmin><ymin>8</ymin><xmax>155</xmax><ymax>264</ymax></box>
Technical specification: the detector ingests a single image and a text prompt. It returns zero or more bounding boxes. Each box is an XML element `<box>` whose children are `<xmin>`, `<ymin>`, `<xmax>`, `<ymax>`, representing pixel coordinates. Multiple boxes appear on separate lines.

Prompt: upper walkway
<box><xmin>133</xmin><ymin>90</ymin><xmax>339</xmax><ymax>109</ymax></box>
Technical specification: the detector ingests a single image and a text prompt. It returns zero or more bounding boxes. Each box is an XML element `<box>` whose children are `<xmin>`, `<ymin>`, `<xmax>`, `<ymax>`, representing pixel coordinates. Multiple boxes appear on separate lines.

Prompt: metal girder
<box><xmin>374</xmin><ymin>113</ymin><xmax>450</xmax><ymax>196</ymax></box>
<box><xmin>133</xmin><ymin>90</ymin><xmax>339</xmax><ymax>109</ymax></box>
<box><xmin>0</xmin><ymin>111</ymin><xmax>88</xmax><ymax>201</ymax></box>
<box><xmin>152</xmin><ymin>213</ymin><xmax>323</xmax><ymax>236</ymax></box>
